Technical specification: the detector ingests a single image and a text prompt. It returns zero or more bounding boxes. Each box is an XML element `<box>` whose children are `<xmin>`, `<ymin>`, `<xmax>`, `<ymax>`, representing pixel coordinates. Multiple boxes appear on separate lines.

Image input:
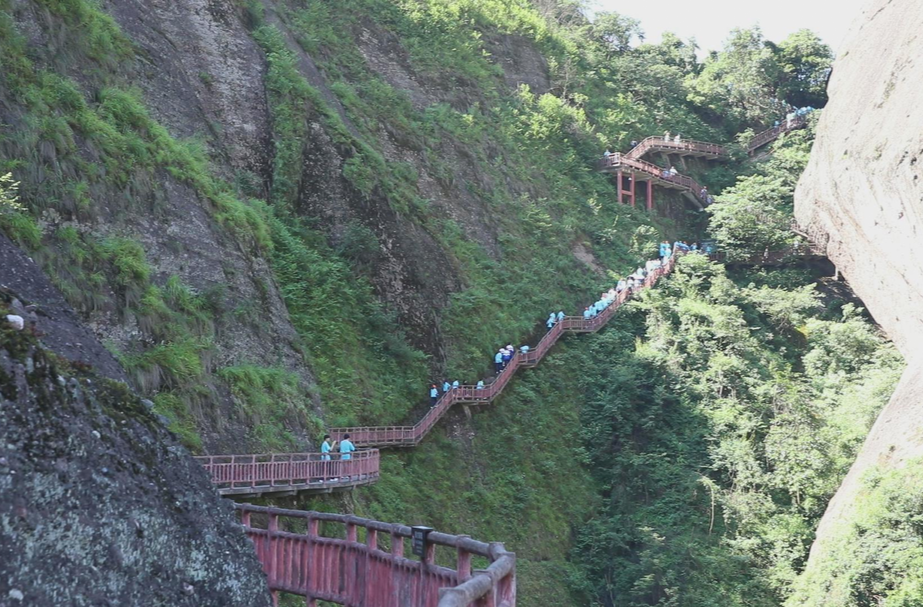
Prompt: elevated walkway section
<box><xmin>748</xmin><ymin>114</ymin><xmax>811</xmax><ymax>154</ymax></box>
<box><xmin>236</xmin><ymin>504</ymin><xmax>516</xmax><ymax>607</ymax></box>
<box><xmin>195</xmin><ymin>450</ymin><xmax>380</xmax><ymax>497</ymax></box>
<box><xmin>628</xmin><ymin>136</ymin><xmax>727</xmax><ymax>161</ymax></box>
<box><xmin>598</xmin><ymin>154</ymin><xmax>712</xmax><ymax>210</ymax></box>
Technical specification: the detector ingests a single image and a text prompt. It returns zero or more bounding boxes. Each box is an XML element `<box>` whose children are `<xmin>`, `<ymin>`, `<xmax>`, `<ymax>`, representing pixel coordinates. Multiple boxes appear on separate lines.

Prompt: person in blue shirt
<box><xmin>557</xmin><ymin>311</ymin><xmax>565</xmax><ymax>322</ymax></box>
<box><xmin>547</xmin><ymin>312</ymin><xmax>556</xmax><ymax>329</ymax></box>
<box><xmin>430</xmin><ymin>384</ymin><xmax>439</xmax><ymax>406</ymax></box>
<box><xmin>476</xmin><ymin>380</ymin><xmax>485</xmax><ymax>390</ymax></box>
<box><xmin>583</xmin><ymin>307</ymin><xmax>591</xmax><ymax>320</ymax></box>
<box><xmin>662</xmin><ymin>241</ymin><xmax>673</xmax><ymax>259</ymax></box>
<box><xmin>501</xmin><ymin>348</ymin><xmax>512</xmax><ymax>369</ymax></box>
<box><xmin>339</xmin><ymin>434</ymin><xmax>356</xmax><ymax>461</ymax></box>
<box><xmin>443</xmin><ymin>381</ymin><xmax>451</xmax><ymax>394</ymax></box>
<box><xmin>520</xmin><ymin>345</ymin><xmax>530</xmax><ymax>354</ymax></box>
<box><xmin>659</xmin><ymin>241</ymin><xmax>668</xmax><ymax>258</ymax></box>
<box><xmin>321</xmin><ymin>434</ymin><xmax>334</xmax><ymax>461</ymax></box>
<box><xmin>452</xmin><ymin>380</ymin><xmax>460</xmax><ymax>390</ymax></box>
<box><xmin>494</xmin><ymin>350</ymin><xmax>503</xmax><ymax>374</ymax></box>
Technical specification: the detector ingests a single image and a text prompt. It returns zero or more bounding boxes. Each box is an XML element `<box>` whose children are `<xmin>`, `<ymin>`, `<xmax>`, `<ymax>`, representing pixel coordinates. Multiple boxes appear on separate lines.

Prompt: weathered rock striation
<box><xmin>794</xmin><ymin>0</ymin><xmax>923</xmax><ymax>578</ymax></box>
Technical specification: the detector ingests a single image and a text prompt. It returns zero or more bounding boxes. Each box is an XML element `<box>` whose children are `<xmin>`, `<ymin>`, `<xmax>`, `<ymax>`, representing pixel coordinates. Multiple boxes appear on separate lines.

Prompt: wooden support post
<box><xmin>268</xmin><ymin>513</ymin><xmax>279</xmax><ymax>589</ymax></box>
<box><xmin>306</xmin><ymin>518</ymin><xmax>318</xmax><ymax>607</ymax></box>
<box><xmin>347</xmin><ymin>522</ymin><xmax>358</xmax><ymax>543</ymax></box>
<box><xmin>629</xmin><ymin>173</ymin><xmax>636</xmax><ymax>207</ymax></box>
<box><xmin>367</xmin><ymin>528</ymin><xmax>378</xmax><ymax>551</ymax></box>
<box><xmin>456</xmin><ymin>536</ymin><xmax>472</xmax><ymax>581</ymax></box>
<box><xmin>390</xmin><ymin>529</ymin><xmax>404</xmax><ymax>558</ymax></box>
<box><xmin>647</xmin><ymin>179</ymin><xmax>654</xmax><ymax>212</ymax></box>
<box><xmin>616</xmin><ymin>170</ymin><xmax>623</xmax><ymax>204</ymax></box>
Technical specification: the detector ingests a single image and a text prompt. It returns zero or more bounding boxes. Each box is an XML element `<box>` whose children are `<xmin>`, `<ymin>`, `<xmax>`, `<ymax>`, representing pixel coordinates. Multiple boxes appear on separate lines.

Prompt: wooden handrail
<box><xmin>235</xmin><ymin>504</ymin><xmax>516</xmax><ymax>607</ymax></box>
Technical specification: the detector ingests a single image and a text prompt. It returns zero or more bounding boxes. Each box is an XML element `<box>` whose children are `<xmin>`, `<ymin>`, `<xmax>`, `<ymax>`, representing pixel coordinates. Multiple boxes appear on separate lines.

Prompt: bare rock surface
<box><xmin>0</xmin><ymin>234</ymin><xmax>127</xmax><ymax>384</ymax></box>
<box><xmin>794</xmin><ymin>0</ymin><xmax>923</xmax><ymax>565</ymax></box>
<box><xmin>0</xmin><ymin>312</ymin><xmax>270</xmax><ymax>607</ymax></box>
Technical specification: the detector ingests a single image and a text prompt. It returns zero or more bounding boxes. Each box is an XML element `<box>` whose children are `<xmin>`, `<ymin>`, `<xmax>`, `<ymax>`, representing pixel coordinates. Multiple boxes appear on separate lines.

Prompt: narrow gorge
<box><xmin>2</xmin><ymin>0</ymin><xmax>920</xmax><ymax>605</ymax></box>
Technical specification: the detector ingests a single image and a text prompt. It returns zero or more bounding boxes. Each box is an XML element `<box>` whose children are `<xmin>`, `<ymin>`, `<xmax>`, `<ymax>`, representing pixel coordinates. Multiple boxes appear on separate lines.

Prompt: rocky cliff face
<box><xmin>0</xmin><ymin>288</ymin><xmax>270</xmax><ymax>607</ymax></box>
<box><xmin>794</xmin><ymin>0</ymin><xmax>923</xmax><ymax>582</ymax></box>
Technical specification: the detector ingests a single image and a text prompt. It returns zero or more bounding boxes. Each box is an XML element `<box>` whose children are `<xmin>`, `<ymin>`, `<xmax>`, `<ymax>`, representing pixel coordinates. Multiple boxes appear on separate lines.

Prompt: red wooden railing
<box><xmin>237</xmin><ymin>504</ymin><xmax>516</xmax><ymax>607</ymax></box>
<box><xmin>627</xmin><ymin>136</ymin><xmax>726</xmax><ymax>160</ymax></box>
<box><xmin>748</xmin><ymin>114</ymin><xmax>810</xmax><ymax>154</ymax></box>
<box><xmin>598</xmin><ymin>153</ymin><xmax>712</xmax><ymax>206</ymax></box>
<box><xmin>333</xmin><ymin>255</ymin><xmax>679</xmax><ymax>448</ymax></box>
<box><xmin>195</xmin><ymin>450</ymin><xmax>380</xmax><ymax>496</ymax></box>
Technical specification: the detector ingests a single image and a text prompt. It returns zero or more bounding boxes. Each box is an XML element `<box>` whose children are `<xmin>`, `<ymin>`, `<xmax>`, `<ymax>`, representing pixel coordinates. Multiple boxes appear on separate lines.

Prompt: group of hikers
<box><xmin>320</xmin><ymin>433</ymin><xmax>355</xmax><ymax>461</ymax></box>
<box><xmin>433</xmin><ymin>240</ymin><xmax>700</xmax><ymax>399</ymax></box>
<box><xmin>318</xmin><ymin>239</ymin><xmax>710</xmax><ymax>478</ymax></box>
<box><xmin>780</xmin><ymin>106</ymin><xmax>815</xmax><ymax>129</ymax></box>
<box><xmin>663</xmin><ymin>131</ymin><xmax>683</xmax><ymax>143</ymax></box>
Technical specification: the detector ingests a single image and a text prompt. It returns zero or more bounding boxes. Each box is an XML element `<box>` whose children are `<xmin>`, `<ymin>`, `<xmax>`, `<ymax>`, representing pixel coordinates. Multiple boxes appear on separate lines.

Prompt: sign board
<box><xmin>410</xmin><ymin>526</ymin><xmax>434</xmax><ymax>558</ymax></box>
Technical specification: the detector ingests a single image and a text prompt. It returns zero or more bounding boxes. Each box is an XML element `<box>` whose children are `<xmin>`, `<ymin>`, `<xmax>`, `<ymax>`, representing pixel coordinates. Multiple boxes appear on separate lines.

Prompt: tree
<box><xmin>591</xmin><ymin>11</ymin><xmax>643</xmax><ymax>57</ymax></box>
<box><xmin>689</xmin><ymin>27</ymin><xmax>832</xmax><ymax>129</ymax></box>
<box><xmin>775</xmin><ymin>30</ymin><xmax>833</xmax><ymax>109</ymax></box>
<box><xmin>689</xmin><ymin>27</ymin><xmax>786</xmax><ymax>128</ymax></box>
<box><xmin>639</xmin><ymin>32</ymin><xmax>700</xmax><ymax>76</ymax></box>
<box><xmin>707</xmin><ymin>183</ymin><xmax>793</xmax><ymax>261</ymax></box>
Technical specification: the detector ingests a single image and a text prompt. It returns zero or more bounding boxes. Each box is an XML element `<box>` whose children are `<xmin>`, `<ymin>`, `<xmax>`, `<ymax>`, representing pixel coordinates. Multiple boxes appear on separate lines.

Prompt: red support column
<box><xmin>647</xmin><ymin>179</ymin><xmax>654</xmax><ymax>212</ymax></box>
<box><xmin>306</xmin><ymin>518</ymin><xmax>318</xmax><ymax>607</ymax></box>
<box><xmin>616</xmin><ymin>170</ymin><xmax>623</xmax><ymax>204</ymax></box>
<box><xmin>456</xmin><ymin>536</ymin><xmax>472</xmax><ymax>581</ymax></box>
<box><xmin>268</xmin><ymin>513</ymin><xmax>279</xmax><ymax>590</ymax></box>
<box><xmin>629</xmin><ymin>174</ymin><xmax>636</xmax><ymax>207</ymax></box>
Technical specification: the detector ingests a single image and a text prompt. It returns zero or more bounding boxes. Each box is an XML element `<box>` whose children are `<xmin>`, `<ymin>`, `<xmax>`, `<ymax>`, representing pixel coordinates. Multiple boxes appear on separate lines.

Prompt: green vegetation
<box><xmin>691</xmin><ymin>27</ymin><xmax>832</xmax><ymax>128</ymax></box>
<box><xmin>788</xmin><ymin>459</ymin><xmax>923</xmax><ymax>606</ymax></box>
<box><xmin>0</xmin><ymin>0</ymin><xmax>291</xmax><ymax>451</ymax></box>
<box><xmin>708</xmin><ymin>115</ymin><xmax>818</xmax><ymax>260</ymax></box>
<box><xmin>218</xmin><ymin>365</ymin><xmax>323</xmax><ymax>451</ymax></box>
<box><xmin>568</xmin><ymin>256</ymin><xmax>901</xmax><ymax>606</ymax></box>
<box><xmin>0</xmin><ymin>171</ymin><xmax>40</xmax><ymax>246</ymax></box>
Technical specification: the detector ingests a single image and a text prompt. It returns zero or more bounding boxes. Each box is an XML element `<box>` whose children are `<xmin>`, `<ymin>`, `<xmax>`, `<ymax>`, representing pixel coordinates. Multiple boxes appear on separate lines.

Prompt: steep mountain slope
<box><xmin>792</xmin><ymin>0</ymin><xmax>923</xmax><ymax>601</ymax></box>
<box><xmin>1</xmin><ymin>0</ymin><xmax>733</xmax><ymax>450</ymax></box>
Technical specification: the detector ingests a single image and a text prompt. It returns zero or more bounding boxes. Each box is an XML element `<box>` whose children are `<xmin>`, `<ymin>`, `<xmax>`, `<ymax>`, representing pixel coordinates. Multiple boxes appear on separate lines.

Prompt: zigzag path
<box><xmin>195</xmin><ymin>117</ymin><xmax>813</xmax><ymax>497</ymax></box>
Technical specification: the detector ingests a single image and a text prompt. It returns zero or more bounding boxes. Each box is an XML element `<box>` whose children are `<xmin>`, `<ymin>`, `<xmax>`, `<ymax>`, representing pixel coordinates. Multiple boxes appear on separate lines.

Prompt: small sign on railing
<box><xmin>411</xmin><ymin>526</ymin><xmax>434</xmax><ymax>558</ymax></box>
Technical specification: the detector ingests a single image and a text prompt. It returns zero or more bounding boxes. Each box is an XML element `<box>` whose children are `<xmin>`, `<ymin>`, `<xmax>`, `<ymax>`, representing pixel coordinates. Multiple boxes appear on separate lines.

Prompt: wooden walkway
<box><xmin>195</xmin><ymin>255</ymin><xmax>681</xmax><ymax>495</ymax></box>
<box><xmin>194</xmin><ymin>450</ymin><xmax>380</xmax><ymax>498</ymax></box>
<box><xmin>599</xmin><ymin>137</ymin><xmax>727</xmax><ymax>210</ymax></box>
<box><xmin>600</xmin><ymin>114</ymin><xmax>814</xmax><ymax>209</ymax></box>
<box><xmin>748</xmin><ymin>114</ymin><xmax>810</xmax><ymax>154</ymax></box>
<box><xmin>196</xmin><ymin>121</ymin><xmax>818</xmax><ymax>498</ymax></box>
<box><xmin>329</xmin><ymin>256</ymin><xmax>678</xmax><ymax>448</ymax></box>
<box><xmin>236</xmin><ymin>504</ymin><xmax>515</xmax><ymax>607</ymax></box>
